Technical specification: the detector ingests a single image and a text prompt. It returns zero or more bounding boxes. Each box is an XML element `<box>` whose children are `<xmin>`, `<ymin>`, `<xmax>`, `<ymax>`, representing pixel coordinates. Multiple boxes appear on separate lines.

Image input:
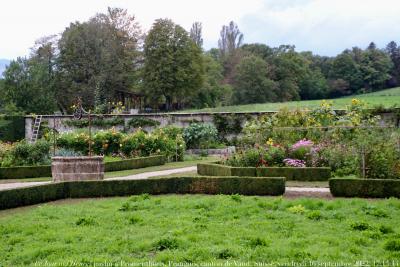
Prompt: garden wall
<box><xmin>25</xmin><ymin>109</ymin><xmax>400</xmax><ymax>141</ymax></box>
<box><xmin>198</xmin><ymin>163</ymin><xmax>331</xmax><ymax>181</ymax></box>
<box><xmin>0</xmin><ymin>176</ymin><xmax>286</xmax><ymax>210</ymax></box>
<box><xmin>329</xmin><ymin>178</ymin><xmax>400</xmax><ymax>198</ymax></box>
<box><xmin>0</xmin><ymin>155</ymin><xmax>165</xmax><ymax>180</ymax></box>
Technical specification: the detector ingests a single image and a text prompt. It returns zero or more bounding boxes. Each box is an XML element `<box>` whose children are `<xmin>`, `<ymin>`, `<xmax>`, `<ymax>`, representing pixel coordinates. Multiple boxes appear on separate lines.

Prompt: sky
<box><xmin>1</xmin><ymin>0</ymin><xmax>400</xmax><ymax>60</ymax></box>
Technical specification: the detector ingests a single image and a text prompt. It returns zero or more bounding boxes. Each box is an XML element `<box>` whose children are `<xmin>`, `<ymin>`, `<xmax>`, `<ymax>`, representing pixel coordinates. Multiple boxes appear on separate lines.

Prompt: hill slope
<box><xmin>179</xmin><ymin>87</ymin><xmax>400</xmax><ymax>113</ymax></box>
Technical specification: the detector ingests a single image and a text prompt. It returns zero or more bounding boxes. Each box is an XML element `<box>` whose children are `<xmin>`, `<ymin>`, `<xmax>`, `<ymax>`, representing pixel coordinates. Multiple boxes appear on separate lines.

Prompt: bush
<box><xmin>0</xmin><ymin>115</ymin><xmax>25</xmax><ymax>142</ymax></box>
<box><xmin>92</xmin><ymin>128</ymin><xmax>124</xmax><ymax>155</ymax></box>
<box><xmin>57</xmin><ymin>132</ymin><xmax>90</xmax><ymax>155</ymax></box>
<box><xmin>1</xmin><ymin>140</ymin><xmax>51</xmax><ymax>167</ymax></box>
<box><xmin>127</xmin><ymin>117</ymin><xmax>160</xmax><ymax>128</ymax></box>
<box><xmin>0</xmin><ymin>176</ymin><xmax>286</xmax><ymax>210</ymax></box>
<box><xmin>104</xmin><ymin>155</ymin><xmax>165</xmax><ymax>172</ymax></box>
<box><xmin>329</xmin><ymin>178</ymin><xmax>400</xmax><ymax>198</ymax></box>
<box><xmin>198</xmin><ymin>163</ymin><xmax>331</xmax><ymax>181</ymax></box>
<box><xmin>183</xmin><ymin>123</ymin><xmax>218</xmax><ymax>149</ymax></box>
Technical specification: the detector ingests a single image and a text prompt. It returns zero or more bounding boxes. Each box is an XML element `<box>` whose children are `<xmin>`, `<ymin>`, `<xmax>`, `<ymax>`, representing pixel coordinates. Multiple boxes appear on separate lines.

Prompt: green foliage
<box><xmin>104</xmin><ymin>155</ymin><xmax>165</xmax><ymax>172</ymax></box>
<box><xmin>287</xmin><ymin>204</ymin><xmax>306</xmax><ymax>214</ymax></box>
<box><xmin>57</xmin><ymin>127</ymin><xmax>185</xmax><ymax>161</ymax></box>
<box><xmin>57</xmin><ymin>8</ymin><xmax>142</xmax><ymax>110</ymax></box>
<box><xmin>182</xmin><ymin>123</ymin><xmax>218</xmax><ymax>149</ymax></box>
<box><xmin>212</xmin><ymin>113</ymin><xmax>248</xmax><ymax>139</ymax></box>
<box><xmin>0</xmin><ymin>176</ymin><xmax>286</xmax><ymax>210</ymax></box>
<box><xmin>384</xmin><ymin>239</ymin><xmax>400</xmax><ymax>251</ymax></box>
<box><xmin>120</xmin><ymin>129</ymin><xmax>185</xmax><ymax>161</ymax></box>
<box><xmin>198</xmin><ymin>163</ymin><xmax>331</xmax><ymax>181</ymax></box>
<box><xmin>350</xmin><ymin>221</ymin><xmax>371</xmax><ymax>231</ymax></box>
<box><xmin>329</xmin><ymin>178</ymin><xmax>400</xmax><ymax>198</ymax></box>
<box><xmin>154</xmin><ymin>237</ymin><xmax>180</xmax><ymax>251</ymax></box>
<box><xmin>63</xmin><ymin>117</ymin><xmax>124</xmax><ymax>128</ymax></box>
<box><xmin>0</xmin><ymin>115</ymin><xmax>25</xmax><ymax>141</ymax></box>
<box><xmin>233</xmin><ymin>55</ymin><xmax>278</xmax><ymax>104</ymax></box>
<box><xmin>1</xmin><ymin>140</ymin><xmax>51</xmax><ymax>167</ymax></box>
<box><xmin>127</xmin><ymin>117</ymin><xmax>160</xmax><ymax>128</ymax></box>
<box><xmin>143</xmin><ymin>18</ymin><xmax>204</xmax><ymax>110</ymax></box>
<box><xmin>92</xmin><ymin>128</ymin><xmax>124</xmax><ymax>155</ymax></box>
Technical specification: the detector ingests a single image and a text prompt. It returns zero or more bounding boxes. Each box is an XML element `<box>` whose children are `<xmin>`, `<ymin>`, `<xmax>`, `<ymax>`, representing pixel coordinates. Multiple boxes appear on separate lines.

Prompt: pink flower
<box><xmin>283</xmin><ymin>158</ymin><xmax>306</xmax><ymax>167</ymax></box>
<box><xmin>291</xmin><ymin>139</ymin><xmax>314</xmax><ymax>151</ymax></box>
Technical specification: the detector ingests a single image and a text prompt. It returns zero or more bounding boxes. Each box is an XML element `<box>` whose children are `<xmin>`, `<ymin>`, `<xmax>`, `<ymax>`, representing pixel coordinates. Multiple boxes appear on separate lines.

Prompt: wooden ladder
<box><xmin>30</xmin><ymin>115</ymin><xmax>42</xmax><ymax>143</ymax></box>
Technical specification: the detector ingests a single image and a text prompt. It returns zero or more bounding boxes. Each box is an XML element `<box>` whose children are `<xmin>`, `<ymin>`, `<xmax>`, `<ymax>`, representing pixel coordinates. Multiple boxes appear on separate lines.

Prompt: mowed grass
<box><xmin>178</xmin><ymin>87</ymin><xmax>400</xmax><ymax>113</ymax></box>
<box><xmin>1</xmin><ymin>195</ymin><xmax>400</xmax><ymax>266</ymax></box>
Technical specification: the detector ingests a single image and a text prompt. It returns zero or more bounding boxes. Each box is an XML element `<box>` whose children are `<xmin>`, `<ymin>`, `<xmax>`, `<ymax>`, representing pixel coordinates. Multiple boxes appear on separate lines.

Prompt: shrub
<box><xmin>92</xmin><ymin>128</ymin><xmax>123</xmax><ymax>155</ymax></box>
<box><xmin>127</xmin><ymin>117</ymin><xmax>160</xmax><ymax>128</ymax></box>
<box><xmin>57</xmin><ymin>132</ymin><xmax>90</xmax><ymax>155</ymax></box>
<box><xmin>1</xmin><ymin>140</ymin><xmax>51</xmax><ymax>167</ymax></box>
<box><xmin>183</xmin><ymin>123</ymin><xmax>218</xmax><ymax>149</ymax></box>
<box><xmin>329</xmin><ymin>178</ymin><xmax>400</xmax><ymax>198</ymax></box>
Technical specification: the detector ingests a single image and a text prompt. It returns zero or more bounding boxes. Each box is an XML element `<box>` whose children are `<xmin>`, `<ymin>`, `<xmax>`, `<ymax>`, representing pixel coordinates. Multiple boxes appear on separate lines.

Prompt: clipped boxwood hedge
<box><xmin>0</xmin><ymin>165</ymin><xmax>52</xmax><ymax>179</ymax></box>
<box><xmin>198</xmin><ymin>163</ymin><xmax>331</xmax><ymax>181</ymax></box>
<box><xmin>104</xmin><ymin>155</ymin><xmax>165</xmax><ymax>172</ymax></box>
<box><xmin>0</xmin><ymin>155</ymin><xmax>165</xmax><ymax>180</ymax></box>
<box><xmin>0</xmin><ymin>176</ymin><xmax>286</xmax><ymax>210</ymax></box>
<box><xmin>329</xmin><ymin>178</ymin><xmax>400</xmax><ymax>198</ymax></box>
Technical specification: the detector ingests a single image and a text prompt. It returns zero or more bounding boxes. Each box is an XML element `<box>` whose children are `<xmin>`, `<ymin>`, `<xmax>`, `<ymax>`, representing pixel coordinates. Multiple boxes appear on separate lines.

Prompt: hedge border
<box><xmin>329</xmin><ymin>178</ymin><xmax>400</xmax><ymax>198</ymax></box>
<box><xmin>0</xmin><ymin>155</ymin><xmax>165</xmax><ymax>180</ymax></box>
<box><xmin>198</xmin><ymin>163</ymin><xmax>331</xmax><ymax>181</ymax></box>
<box><xmin>0</xmin><ymin>176</ymin><xmax>286</xmax><ymax>210</ymax></box>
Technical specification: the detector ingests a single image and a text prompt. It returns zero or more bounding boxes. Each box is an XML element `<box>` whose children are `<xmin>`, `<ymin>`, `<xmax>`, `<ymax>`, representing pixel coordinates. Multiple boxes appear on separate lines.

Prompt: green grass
<box><xmin>177</xmin><ymin>87</ymin><xmax>400</xmax><ymax>113</ymax></box>
<box><xmin>1</xmin><ymin>195</ymin><xmax>400</xmax><ymax>266</ymax></box>
<box><xmin>0</xmin><ymin>156</ymin><xmax>219</xmax><ymax>183</ymax></box>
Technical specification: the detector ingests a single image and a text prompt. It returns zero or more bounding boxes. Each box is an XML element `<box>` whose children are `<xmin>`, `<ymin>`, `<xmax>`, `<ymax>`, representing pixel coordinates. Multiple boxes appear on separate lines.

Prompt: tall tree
<box><xmin>233</xmin><ymin>55</ymin><xmax>278</xmax><ymax>104</ymax></box>
<box><xmin>142</xmin><ymin>19</ymin><xmax>204</xmax><ymax>110</ymax></box>
<box><xmin>2</xmin><ymin>56</ymin><xmax>57</xmax><ymax>114</ymax></box>
<box><xmin>386</xmin><ymin>41</ymin><xmax>400</xmax><ymax>87</ymax></box>
<box><xmin>218</xmin><ymin>21</ymin><xmax>243</xmax><ymax>58</ymax></box>
<box><xmin>57</xmin><ymin>7</ymin><xmax>142</xmax><ymax>111</ymax></box>
<box><xmin>190</xmin><ymin>22</ymin><xmax>203</xmax><ymax>48</ymax></box>
<box><xmin>361</xmin><ymin>44</ymin><xmax>392</xmax><ymax>91</ymax></box>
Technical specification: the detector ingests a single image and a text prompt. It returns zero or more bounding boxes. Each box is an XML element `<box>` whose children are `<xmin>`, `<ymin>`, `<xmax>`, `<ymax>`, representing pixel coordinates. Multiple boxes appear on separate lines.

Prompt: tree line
<box><xmin>0</xmin><ymin>7</ymin><xmax>399</xmax><ymax>114</ymax></box>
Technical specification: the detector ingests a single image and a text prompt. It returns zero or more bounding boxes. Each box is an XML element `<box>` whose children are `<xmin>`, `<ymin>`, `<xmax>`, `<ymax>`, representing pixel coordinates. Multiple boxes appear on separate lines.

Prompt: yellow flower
<box><xmin>266</xmin><ymin>138</ymin><xmax>274</xmax><ymax>146</ymax></box>
<box><xmin>119</xmin><ymin>143</ymin><xmax>123</xmax><ymax>147</ymax></box>
<box><xmin>351</xmin><ymin>98</ymin><xmax>360</xmax><ymax>105</ymax></box>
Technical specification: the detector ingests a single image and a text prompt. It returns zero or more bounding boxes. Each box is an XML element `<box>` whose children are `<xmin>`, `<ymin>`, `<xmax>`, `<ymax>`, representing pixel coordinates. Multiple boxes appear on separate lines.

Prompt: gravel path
<box><xmin>106</xmin><ymin>166</ymin><xmax>196</xmax><ymax>180</ymax></box>
<box><xmin>0</xmin><ymin>166</ymin><xmax>332</xmax><ymax>198</ymax></box>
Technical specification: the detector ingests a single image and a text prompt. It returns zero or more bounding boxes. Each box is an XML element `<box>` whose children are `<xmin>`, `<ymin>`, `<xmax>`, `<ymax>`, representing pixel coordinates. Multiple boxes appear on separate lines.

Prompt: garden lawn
<box><xmin>1</xmin><ymin>195</ymin><xmax>400</xmax><ymax>266</ymax></box>
<box><xmin>177</xmin><ymin>87</ymin><xmax>400</xmax><ymax>113</ymax></box>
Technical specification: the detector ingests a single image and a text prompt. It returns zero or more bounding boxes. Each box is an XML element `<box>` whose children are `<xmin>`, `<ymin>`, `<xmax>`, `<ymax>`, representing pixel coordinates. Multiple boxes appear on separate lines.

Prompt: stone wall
<box><xmin>25</xmin><ymin>110</ymin><xmax>400</xmax><ymax>140</ymax></box>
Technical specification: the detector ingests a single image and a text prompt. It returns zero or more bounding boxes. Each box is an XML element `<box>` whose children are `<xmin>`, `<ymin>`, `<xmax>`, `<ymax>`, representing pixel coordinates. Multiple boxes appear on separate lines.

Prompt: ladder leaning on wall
<box><xmin>30</xmin><ymin>115</ymin><xmax>42</xmax><ymax>143</ymax></box>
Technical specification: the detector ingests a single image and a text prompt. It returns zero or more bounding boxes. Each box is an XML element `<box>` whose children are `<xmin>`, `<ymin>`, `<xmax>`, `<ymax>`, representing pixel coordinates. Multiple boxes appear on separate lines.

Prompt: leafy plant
<box><xmin>182</xmin><ymin>123</ymin><xmax>218</xmax><ymax>149</ymax></box>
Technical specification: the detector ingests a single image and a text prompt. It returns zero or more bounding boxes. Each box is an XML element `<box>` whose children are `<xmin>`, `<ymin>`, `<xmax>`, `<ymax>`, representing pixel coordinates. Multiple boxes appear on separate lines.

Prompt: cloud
<box><xmin>240</xmin><ymin>0</ymin><xmax>400</xmax><ymax>55</ymax></box>
<box><xmin>0</xmin><ymin>0</ymin><xmax>399</xmax><ymax>58</ymax></box>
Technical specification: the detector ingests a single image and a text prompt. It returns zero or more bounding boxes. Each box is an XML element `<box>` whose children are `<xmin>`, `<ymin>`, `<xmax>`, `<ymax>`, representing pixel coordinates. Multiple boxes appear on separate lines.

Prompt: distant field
<box><xmin>179</xmin><ymin>87</ymin><xmax>400</xmax><ymax>113</ymax></box>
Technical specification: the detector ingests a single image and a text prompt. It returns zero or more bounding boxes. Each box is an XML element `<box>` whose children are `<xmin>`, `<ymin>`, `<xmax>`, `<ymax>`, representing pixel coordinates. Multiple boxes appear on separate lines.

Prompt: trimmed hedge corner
<box><xmin>0</xmin><ymin>155</ymin><xmax>165</xmax><ymax>180</ymax></box>
<box><xmin>0</xmin><ymin>176</ymin><xmax>285</xmax><ymax>210</ymax></box>
<box><xmin>198</xmin><ymin>163</ymin><xmax>330</xmax><ymax>181</ymax></box>
<box><xmin>329</xmin><ymin>178</ymin><xmax>400</xmax><ymax>198</ymax></box>
<box><xmin>0</xmin><ymin>165</ymin><xmax>51</xmax><ymax>179</ymax></box>
<box><xmin>104</xmin><ymin>155</ymin><xmax>165</xmax><ymax>172</ymax></box>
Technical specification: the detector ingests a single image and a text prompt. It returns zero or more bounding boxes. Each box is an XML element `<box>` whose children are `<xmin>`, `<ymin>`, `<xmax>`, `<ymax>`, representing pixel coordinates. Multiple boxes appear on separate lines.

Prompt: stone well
<box><xmin>51</xmin><ymin>156</ymin><xmax>104</xmax><ymax>182</ymax></box>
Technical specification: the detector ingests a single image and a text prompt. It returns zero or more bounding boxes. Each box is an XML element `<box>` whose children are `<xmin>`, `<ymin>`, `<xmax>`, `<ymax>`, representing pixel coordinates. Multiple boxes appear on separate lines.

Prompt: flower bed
<box><xmin>198</xmin><ymin>163</ymin><xmax>331</xmax><ymax>181</ymax></box>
